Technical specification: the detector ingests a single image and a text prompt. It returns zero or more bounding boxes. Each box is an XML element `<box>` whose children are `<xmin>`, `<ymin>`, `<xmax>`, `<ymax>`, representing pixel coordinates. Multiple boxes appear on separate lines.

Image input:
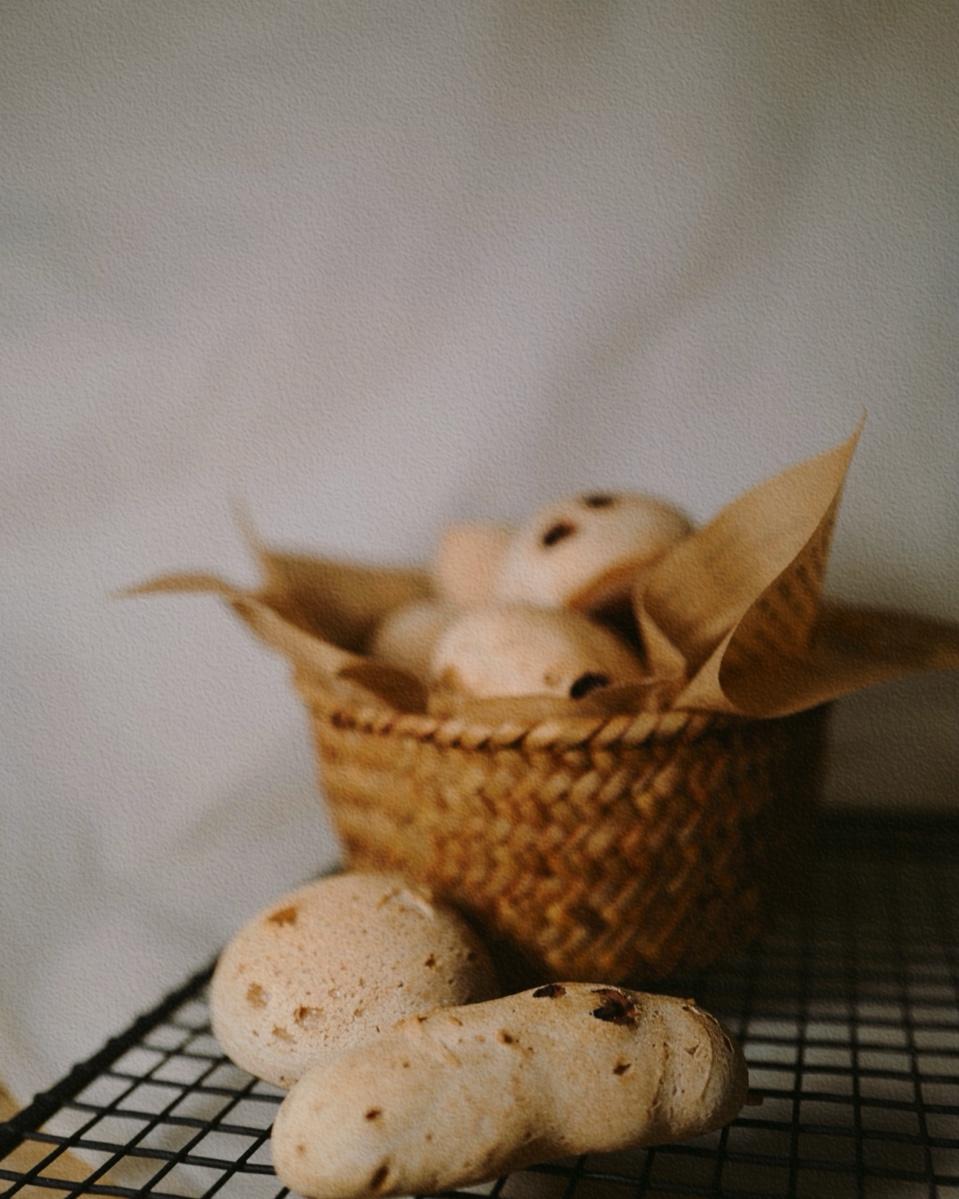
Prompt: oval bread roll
<box><xmin>433</xmin><ymin>521</ymin><xmax>513</xmax><ymax>607</ymax></box>
<box><xmin>272</xmin><ymin>983</ymin><xmax>748</xmax><ymax>1198</ymax></box>
<box><xmin>210</xmin><ymin>873</ymin><xmax>498</xmax><ymax>1088</ymax></box>
<box><xmin>431</xmin><ymin>604</ymin><xmax>646</xmax><ymax>700</ymax></box>
<box><xmin>495</xmin><ymin>492</ymin><xmax>692</xmax><ymax>611</ymax></box>
<box><xmin>367</xmin><ymin>599</ymin><xmax>457</xmax><ymax>679</ymax></box>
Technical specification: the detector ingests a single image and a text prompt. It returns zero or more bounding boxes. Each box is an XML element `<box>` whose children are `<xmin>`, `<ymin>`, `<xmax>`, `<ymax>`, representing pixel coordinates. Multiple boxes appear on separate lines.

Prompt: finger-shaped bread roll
<box><xmin>272</xmin><ymin>984</ymin><xmax>747</xmax><ymax>1198</ymax></box>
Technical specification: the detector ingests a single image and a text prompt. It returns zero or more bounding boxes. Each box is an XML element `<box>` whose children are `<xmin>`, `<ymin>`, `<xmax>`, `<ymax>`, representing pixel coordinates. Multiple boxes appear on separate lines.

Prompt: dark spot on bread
<box><xmin>369</xmin><ymin>1163</ymin><xmax>391</xmax><ymax>1193</ymax></box>
<box><xmin>267</xmin><ymin>906</ymin><xmax>298</xmax><ymax>927</ymax></box>
<box><xmin>532</xmin><ymin>983</ymin><xmax>566</xmax><ymax>998</ymax></box>
<box><xmin>498</xmin><ymin>1030</ymin><xmax>517</xmax><ymax>1045</ymax></box>
<box><xmin>541</xmin><ymin>520</ymin><xmax>576</xmax><ymax>547</ymax></box>
<box><xmin>272</xmin><ymin>1024</ymin><xmax>294</xmax><ymax>1043</ymax></box>
<box><xmin>685</xmin><ymin>1044</ymin><xmax>699</xmax><ymax>1055</ymax></box>
<box><xmin>424</xmin><ymin>954</ymin><xmax>437</xmax><ymax>968</ymax></box>
<box><xmin>613</xmin><ymin>1060</ymin><xmax>631</xmax><ymax>1075</ymax></box>
<box><xmin>246</xmin><ymin>982</ymin><xmax>267</xmax><ymax>1008</ymax></box>
<box><xmin>365</xmin><ymin>1108</ymin><xmax>382</xmax><ymax>1121</ymax></box>
<box><xmin>425</xmin><ymin>1132</ymin><xmax>433</xmax><ymax>1142</ymax></box>
<box><xmin>569</xmin><ymin>671</ymin><xmax>611</xmax><ymax>699</ymax></box>
<box><xmin>296</xmin><ymin>1142</ymin><xmax>306</xmax><ymax>1156</ymax></box>
<box><xmin>582</xmin><ymin>493</ymin><xmax>616</xmax><ymax>508</ymax></box>
<box><xmin>591</xmin><ymin>988</ymin><xmax>640</xmax><ymax>1028</ymax></box>
<box><xmin>293</xmin><ymin>1004</ymin><xmax>323</xmax><ymax>1026</ymax></box>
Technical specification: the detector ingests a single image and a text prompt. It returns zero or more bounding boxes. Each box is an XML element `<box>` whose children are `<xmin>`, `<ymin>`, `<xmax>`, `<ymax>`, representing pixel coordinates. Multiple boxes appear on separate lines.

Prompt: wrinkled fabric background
<box><xmin>2</xmin><ymin>1</ymin><xmax>957</xmax><ymax>1102</ymax></box>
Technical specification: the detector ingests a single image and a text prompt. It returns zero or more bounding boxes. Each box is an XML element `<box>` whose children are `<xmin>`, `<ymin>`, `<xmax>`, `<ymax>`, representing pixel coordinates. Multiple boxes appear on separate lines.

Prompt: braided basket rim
<box><xmin>295</xmin><ymin>671</ymin><xmax>739</xmax><ymax>752</ymax></box>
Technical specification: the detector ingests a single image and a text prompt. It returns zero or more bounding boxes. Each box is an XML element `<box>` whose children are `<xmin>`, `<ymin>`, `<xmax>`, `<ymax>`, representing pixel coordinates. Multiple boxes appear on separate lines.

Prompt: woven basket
<box><xmin>145</xmin><ymin>511</ymin><xmax>957</xmax><ymax>983</ymax></box>
<box><xmin>296</xmin><ymin>667</ymin><xmax>827</xmax><ymax>985</ymax></box>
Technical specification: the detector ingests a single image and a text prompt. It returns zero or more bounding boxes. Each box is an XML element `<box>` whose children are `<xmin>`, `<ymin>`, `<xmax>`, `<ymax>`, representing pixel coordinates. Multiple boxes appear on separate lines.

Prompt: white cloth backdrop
<box><xmin>2</xmin><ymin>1</ymin><xmax>957</xmax><ymax>1102</ymax></box>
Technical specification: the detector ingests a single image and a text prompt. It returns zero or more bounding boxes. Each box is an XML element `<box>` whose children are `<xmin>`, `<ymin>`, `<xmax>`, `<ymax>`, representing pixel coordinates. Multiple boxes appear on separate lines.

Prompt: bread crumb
<box><xmin>245</xmin><ymin>983</ymin><xmax>267</xmax><ymax>1008</ymax></box>
<box><xmin>267</xmin><ymin>906</ymin><xmax>298</xmax><ymax>927</ymax></box>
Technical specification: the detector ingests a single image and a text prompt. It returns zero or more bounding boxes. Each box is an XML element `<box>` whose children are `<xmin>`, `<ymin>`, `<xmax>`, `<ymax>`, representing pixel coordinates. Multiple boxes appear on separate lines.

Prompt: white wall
<box><xmin>2</xmin><ymin>0</ymin><xmax>957</xmax><ymax>1100</ymax></box>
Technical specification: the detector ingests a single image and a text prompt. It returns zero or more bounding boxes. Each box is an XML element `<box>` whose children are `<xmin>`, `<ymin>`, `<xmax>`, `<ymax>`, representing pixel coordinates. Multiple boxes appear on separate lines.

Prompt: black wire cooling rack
<box><xmin>2</xmin><ymin>812</ymin><xmax>958</xmax><ymax>1199</ymax></box>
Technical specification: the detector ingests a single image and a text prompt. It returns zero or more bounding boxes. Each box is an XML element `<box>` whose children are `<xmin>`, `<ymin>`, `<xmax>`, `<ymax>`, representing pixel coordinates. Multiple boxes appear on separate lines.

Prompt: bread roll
<box><xmin>368</xmin><ymin>599</ymin><xmax>457</xmax><ymax>678</ymax></box>
<box><xmin>210</xmin><ymin>873</ymin><xmax>497</xmax><ymax>1088</ymax></box>
<box><xmin>495</xmin><ymin>492</ymin><xmax>691</xmax><ymax>610</ymax></box>
<box><xmin>431</xmin><ymin>604</ymin><xmax>645</xmax><ymax>699</ymax></box>
<box><xmin>272</xmin><ymin>983</ymin><xmax>748</xmax><ymax>1198</ymax></box>
<box><xmin>433</xmin><ymin>521</ymin><xmax>512</xmax><ymax>607</ymax></box>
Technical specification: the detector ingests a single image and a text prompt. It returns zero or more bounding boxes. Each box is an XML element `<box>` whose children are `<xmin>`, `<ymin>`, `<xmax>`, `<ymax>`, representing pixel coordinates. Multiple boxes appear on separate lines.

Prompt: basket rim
<box><xmin>295</xmin><ymin>669</ymin><xmax>739</xmax><ymax>751</ymax></box>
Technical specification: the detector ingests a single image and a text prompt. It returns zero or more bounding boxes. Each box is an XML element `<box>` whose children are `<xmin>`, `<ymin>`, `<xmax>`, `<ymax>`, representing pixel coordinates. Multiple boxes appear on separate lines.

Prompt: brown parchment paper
<box><xmin>635</xmin><ymin>423</ymin><xmax>860</xmax><ymax>683</ymax></box>
<box><xmin>715</xmin><ymin>602</ymin><xmax>959</xmax><ymax>717</ymax></box>
<box><xmin>130</xmin><ymin>423</ymin><xmax>959</xmax><ymax>720</ymax></box>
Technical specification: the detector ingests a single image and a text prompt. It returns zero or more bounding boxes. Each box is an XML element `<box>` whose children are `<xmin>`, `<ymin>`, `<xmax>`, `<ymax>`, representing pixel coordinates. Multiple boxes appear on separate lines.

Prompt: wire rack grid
<box><xmin>2</xmin><ymin>812</ymin><xmax>957</xmax><ymax>1199</ymax></box>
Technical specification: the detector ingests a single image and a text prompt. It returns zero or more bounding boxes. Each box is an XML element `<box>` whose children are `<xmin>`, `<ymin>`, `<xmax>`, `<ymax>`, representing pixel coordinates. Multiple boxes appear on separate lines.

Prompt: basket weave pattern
<box><xmin>299</xmin><ymin>672</ymin><xmax>826</xmax><ymax>984</ymax></box>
